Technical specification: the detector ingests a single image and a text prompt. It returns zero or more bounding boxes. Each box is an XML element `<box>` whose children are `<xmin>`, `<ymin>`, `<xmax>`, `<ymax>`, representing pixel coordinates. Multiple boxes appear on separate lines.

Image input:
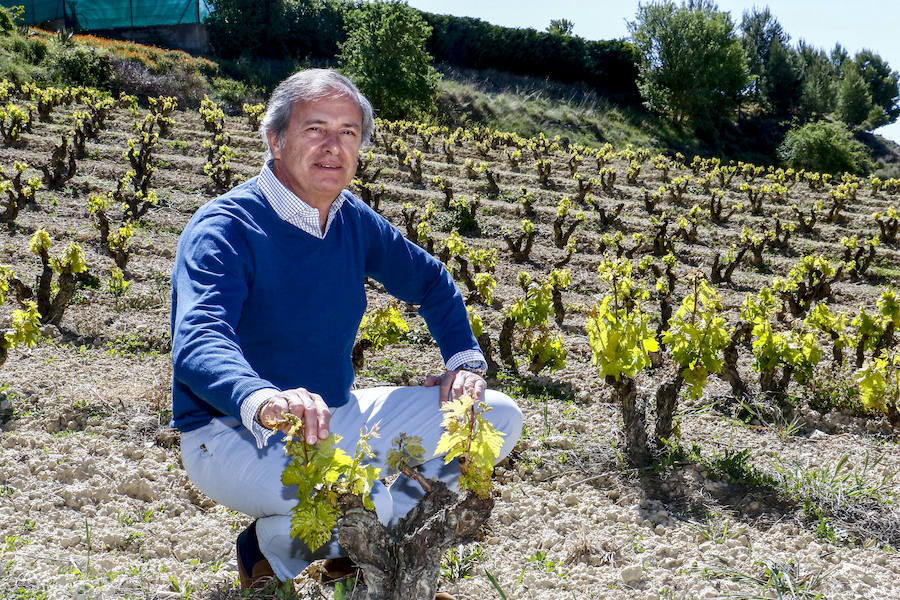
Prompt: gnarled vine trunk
<box><xmin>719</xmin><ymin>323</ymin><xmax>750</xmax><ymax>399</ymax></box>
<box><xmin>655</xmin><ymin>374</ymin><xmax>684</xmax><ymax>444</ymax></box>
<box><xmin>498</xmin><ymin>317</ymin><xmax>517</xmax><ymax>374</ymax></box>
<box><xmin>607</xmin><ymin>375</ymin><xmax>649</xmax><ymax>468</ymax></box>
<box><xmin>338</xmin><ymin>481</ymin><xmax>494</xmax><ymax>600</ymax></box>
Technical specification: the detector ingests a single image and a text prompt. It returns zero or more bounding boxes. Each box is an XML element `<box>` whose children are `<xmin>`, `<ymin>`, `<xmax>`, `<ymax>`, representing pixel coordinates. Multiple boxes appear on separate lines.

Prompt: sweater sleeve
<box><xmin>170</xmin><ymin>212</ymin><xmax>278</xmax><ymax>421</ymax></box>
<box><xmin>361</xmin><ymin>203</ymin><xmax>482</xmax><ymax>365</ymax></box>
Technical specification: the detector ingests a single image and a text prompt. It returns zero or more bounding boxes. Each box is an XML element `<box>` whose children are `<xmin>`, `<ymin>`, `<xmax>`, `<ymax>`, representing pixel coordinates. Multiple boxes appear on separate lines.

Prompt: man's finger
<box><xmin>312</xmin><ymin>393</ymin><xmax>330</xmax><ymax>440</ymax></box>
<box><xmin>283</xmin><ymin>391</ymin><xmax>306</xmax><ymax>417</ymax></box>
<box><xmin>451</xmin><ymin>373</ymin><xmax>466</xmax><ymax>400</ymax></box>
<box><xmin>473</xmin><ymin>378</ymin><xmax>486</xmax><ymax>401</ymax></box>
<box><xmin>439</xmin><ymin>371</ymin><xmax>454</xmax><ymax>405</ymax></box>
<box><xmin>423</xmin><ymin>375</ymin><xmax>441</xmax><ymax>387</ymax></box>
<box><xmin>301</xmin><ymin>394</ymin><xmax>320</xmax><ymax>445</ymax></box>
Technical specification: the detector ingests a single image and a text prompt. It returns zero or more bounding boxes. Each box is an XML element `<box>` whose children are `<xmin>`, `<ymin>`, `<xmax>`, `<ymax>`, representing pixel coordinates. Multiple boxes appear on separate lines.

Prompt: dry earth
<box><xmin>0</xmin><ymin>92</ymin><xmax>898</xmax><ymax>600</ymax></box>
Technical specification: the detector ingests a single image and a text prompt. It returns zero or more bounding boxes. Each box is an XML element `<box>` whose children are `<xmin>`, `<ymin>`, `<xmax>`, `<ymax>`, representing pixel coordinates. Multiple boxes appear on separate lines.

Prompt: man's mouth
<box><xmin>315</xmin><ymin>162</ymin><xmax>342</xmax><ymax>170</ymax></box>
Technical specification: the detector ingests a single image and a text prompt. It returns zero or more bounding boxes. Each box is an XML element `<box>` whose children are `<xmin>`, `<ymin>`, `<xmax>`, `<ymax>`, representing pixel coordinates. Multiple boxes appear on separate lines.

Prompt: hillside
<box><xmin>0</xmin><ymin>86</ymin><xmax>898</xmax><ymax>600</ymax></box>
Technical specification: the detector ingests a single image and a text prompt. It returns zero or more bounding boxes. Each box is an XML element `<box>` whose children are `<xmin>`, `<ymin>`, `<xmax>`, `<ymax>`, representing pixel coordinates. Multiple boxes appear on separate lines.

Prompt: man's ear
<box><xmin>266</xmin><ymin>130</ymin><xmax>281</xmax><ymax>160</ymax></box>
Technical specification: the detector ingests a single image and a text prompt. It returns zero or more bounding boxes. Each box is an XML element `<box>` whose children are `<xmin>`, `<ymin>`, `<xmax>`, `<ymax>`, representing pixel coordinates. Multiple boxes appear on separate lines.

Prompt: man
<box><xmin>170</xmin><ymin>68</ymin><xmax>522</xmax><ymax>594</ymax></box>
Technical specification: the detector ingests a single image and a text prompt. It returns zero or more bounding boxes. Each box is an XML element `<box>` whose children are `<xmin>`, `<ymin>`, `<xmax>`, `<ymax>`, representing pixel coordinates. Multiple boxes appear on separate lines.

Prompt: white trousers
<box><xmin>180</xmin><ymin>385</ymin><xmax>522</xmax><ymax>581</ymax></box>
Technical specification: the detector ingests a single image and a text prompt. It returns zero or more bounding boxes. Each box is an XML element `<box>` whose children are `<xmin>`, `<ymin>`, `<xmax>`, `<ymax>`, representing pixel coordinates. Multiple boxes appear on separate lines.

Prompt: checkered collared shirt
<box><xmin>258</xmin><ymin>159</ymin><xmax>344</xmax><ymax>238</ymax></box>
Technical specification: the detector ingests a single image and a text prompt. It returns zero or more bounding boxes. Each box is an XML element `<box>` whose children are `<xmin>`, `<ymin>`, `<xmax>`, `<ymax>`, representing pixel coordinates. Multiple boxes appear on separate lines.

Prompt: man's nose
<box><xmin>323</xmin><ymin>131</ymin><xmax>341</xmax><ymax>153</ymax></box>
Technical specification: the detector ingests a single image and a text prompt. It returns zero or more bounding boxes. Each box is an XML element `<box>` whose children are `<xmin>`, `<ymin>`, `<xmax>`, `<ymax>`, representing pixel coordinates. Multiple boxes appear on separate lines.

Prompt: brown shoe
<box><xmin>319</xmin><ymin>556</ymin><xmax>359</xmax><ymax>582</ymax></box>
<box><xmin>435</xmin><ymin>593</ymin><xmax>457</xmax><ymax>600</ymax></box>
<box><xmin>236</xmin><ymin>550</ymin><xmax>277</xmax><ymax>589</ymax></box>
<box><xmin>236</xmin><ymin>556</ymin><xmax>295</xmax><ymax>593</ymax></box>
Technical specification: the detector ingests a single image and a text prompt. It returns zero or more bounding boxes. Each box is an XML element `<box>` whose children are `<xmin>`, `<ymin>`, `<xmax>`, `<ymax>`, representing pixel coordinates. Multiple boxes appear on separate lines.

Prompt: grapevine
<box><xmin>553</xmin><ymin>196</ymin><xmax>584</xmax><ymax>249</ymax></box>
<box><xmin>434</xmin><ymin>395</ymin><xmax>506</xmax><ymax>499</ymax></box>
<box><xmin>873</xmin><ymin>206</ymin><xmax>899</xmax><ymax>243</ymax></box>
<box><xmin>7</xmin><ymin>230</ymin><xmax>89</xmax><ymax>327</ymax></box>
<box><xmin>281</xmin><ymin>419</ymin><xmax>381</xmax><ymax>552</ymax></box>
<box><xmin>40</xmin><ymin>133</ymin><xmax>77</xmax><ymax>189</ymax></box>
<box><xmin>498</xmin><ymin>271</ymin><xmax>567</xmax><ymax>375</ymax></box>
<box><xmin>242</xmin><ymin>102</ymin><xmax>265</xmax><ymax>131</ymax></box>
<box><xmin>658</xmin><ymin>275</ymin><xmax>730</xmax><ymax>441</ymax></box>
<box><xmin>0</xmin><ymin>161</ymin><xmax>41</xmax><ymax>222</ymax></box>
<box><xmin>502</xmin><ymin>219</ymin><xmax>536</xmax><ymax>263</ymax></box>
<box><xmin>351</xmin><ymin>305</ymin><xmax>410</xmax><ymax>371</ymax></box>
<box><xmin>586</xmin><ymin>257</ymin><xmax>658</xmax><ymax>466</ymax></box>
<box><xmin>742</xmin><ymin>288</ymin><xmax>822</xmax><ymax>403</ymax></box>
<box><xmin>854</xmin><ymin>352</ymin><xmax>900</xmax><ymax>427</ymax></box>
<box><xmin>0</xmin><ymin>102</ymin><xmax>33</xmax><ymax>144</ymax></box>
<box><xmin>0</xmin><ymin>267</ymin><xmax>41</xmax><ymax>369</ymax></box>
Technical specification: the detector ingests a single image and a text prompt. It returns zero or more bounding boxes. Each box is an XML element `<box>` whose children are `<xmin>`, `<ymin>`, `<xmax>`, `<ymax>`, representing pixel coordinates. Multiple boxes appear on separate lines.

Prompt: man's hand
<box><xmin>257</xmin><ymin>388</ymin><xmax>330</xmax><ymax>444</ymax></box>
<box><xmin>424</xmin><ymin>369</ymin><xmax>486</xmax><ymax>406</ymax></box>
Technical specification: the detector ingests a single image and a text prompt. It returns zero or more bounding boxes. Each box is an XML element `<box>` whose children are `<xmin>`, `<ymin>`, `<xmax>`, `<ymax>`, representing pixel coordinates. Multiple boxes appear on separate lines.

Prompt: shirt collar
<box><xmin>258</xmin><ymin>160</ymin><xmax>346</xmax><ymax>239</ymax></box>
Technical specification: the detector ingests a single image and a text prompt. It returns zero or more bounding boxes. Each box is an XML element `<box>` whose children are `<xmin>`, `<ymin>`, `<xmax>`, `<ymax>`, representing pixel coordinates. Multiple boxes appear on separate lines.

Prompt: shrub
<box><xmin>628</xmin><ymin>1</ymin><xmax>749</xmax><ymax>124</ymax></box>
<box><xmin>339</xmin><ymin>0</ymin><xmax>440</xmax><ymax>121</ymax></box>
<box><xmin>0</xmin><ymin>31</ymin><xmax>48</xmax><ymax>83</ymax></box>
<box><xmin>0</xmin><ymin>5</ymin><xmax>18</xmax><ymax>34</ymax></box>
<box><xmin>211</xmin><ymin>77</ymin><xmax>262</xmax><ymax>112</ymax></box>
<box><xmin>70</xmin><ymin>32</ymin><xmax>217</xmax><ymax>77</ymax></box>
<box><xmin>778</xmin><ymin>121</ymin><xmax>872</xmax><ymax>175</ymax></box>
<box><xmin>46</xmin><ymin>42</ymin><xmax>111</xmax><ymax>88</ymax></box>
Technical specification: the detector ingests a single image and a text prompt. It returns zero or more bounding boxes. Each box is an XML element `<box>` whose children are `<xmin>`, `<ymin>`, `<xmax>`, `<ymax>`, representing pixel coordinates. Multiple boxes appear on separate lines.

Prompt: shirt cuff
<box><xmin>240</xmin><ymin>387</ymin><xmax>280</xmax><ymax>449</ymax></box>
<box><xmin>446</xmin><ymin>349</ymin><xmax>487</xmax><ymax>373</ymax></box>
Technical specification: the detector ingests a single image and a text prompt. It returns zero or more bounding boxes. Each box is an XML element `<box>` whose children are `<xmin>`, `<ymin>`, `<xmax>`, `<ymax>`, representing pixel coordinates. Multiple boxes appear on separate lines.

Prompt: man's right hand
<box><xmin>257</xmin><ymin>388</ymin><xmax>331</xmax><ymax>445</ymax></box>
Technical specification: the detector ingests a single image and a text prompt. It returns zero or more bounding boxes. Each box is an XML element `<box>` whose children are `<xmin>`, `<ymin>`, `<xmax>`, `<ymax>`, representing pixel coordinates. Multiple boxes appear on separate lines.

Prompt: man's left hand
<box><xmin>424</xmin><ymin>369</ymin><xmax>486</xmax><ymax>406</ymax></box>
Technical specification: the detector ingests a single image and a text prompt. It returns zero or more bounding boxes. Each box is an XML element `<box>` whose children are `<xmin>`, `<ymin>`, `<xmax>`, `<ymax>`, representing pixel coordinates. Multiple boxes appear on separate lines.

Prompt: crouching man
<box><xmin>170</xmin><ymin>68</ymin><xmax>522</xmax><ymax>596</ymax></box>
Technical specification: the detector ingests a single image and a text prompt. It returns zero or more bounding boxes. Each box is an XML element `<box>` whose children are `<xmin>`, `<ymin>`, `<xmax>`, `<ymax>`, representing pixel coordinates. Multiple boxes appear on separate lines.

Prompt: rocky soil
<box><xmin>0</xmin><ymin>92</ymin><xmax>898</xmax><ymax>600</ymax></box>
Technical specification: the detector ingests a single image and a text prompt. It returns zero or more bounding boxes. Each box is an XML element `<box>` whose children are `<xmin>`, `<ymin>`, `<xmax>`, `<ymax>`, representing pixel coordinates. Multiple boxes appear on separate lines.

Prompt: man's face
<box><xmin>268</xmin><ymin>94</ymin><xmax>363</xmax><ymax>208</ymax></box>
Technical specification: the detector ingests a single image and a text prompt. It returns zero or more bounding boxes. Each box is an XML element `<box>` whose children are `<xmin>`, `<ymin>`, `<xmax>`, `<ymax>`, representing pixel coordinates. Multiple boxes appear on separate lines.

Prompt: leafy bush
<box><xmin>0</xmin><ymin>5</ymin><xmax>18</xmax><ymax>34</ymax></box>
<box><xmin>0</xmin><ymin>33</ymin><xmax>47</xmax><ymax>83</ymax></box>
<box><xmin>45</xmin><ymin>42</ymin><xmax>111</xmax><ymax>88</ymax></box>
<box><xmin>71</xmin><ymin>33</ymin><xmax>217</xmax><ymax>77</ymax></box>
<box><xmin>0</xmin><ymin>27</ymin><xmax>218</xmax><ymax>103</ymax></box>
<box><xmin>211</xmin><ymin>77</ymin><xmax>262</xmax><ymax>112</ymax></box>
<box><xmin>628</xmin><ymin>1</ymin><xmax>749</xmax><ymax>124</ymax></box>
<box><xmin>339</xmin><ymin>0</ymin><xmax>440</xmax><ymax>121</ymax></box>
<box><xmin>778</xmin><ymin>121</ymin><xmax>872</xmax><ymax>175</ymax></box>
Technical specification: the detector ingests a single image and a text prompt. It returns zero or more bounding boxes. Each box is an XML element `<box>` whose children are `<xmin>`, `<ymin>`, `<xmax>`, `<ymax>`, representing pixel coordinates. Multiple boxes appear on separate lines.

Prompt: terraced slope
<box><xmin>0</xmin><ymin>92</ymin><xmax>898</xmax><ymax>599</ymax></box>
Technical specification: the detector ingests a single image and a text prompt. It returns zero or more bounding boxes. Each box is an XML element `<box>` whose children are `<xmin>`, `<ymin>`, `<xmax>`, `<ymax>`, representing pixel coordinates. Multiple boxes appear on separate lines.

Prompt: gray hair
<box><xmin>259</xmin><ymin>69</ymin><xmax>375</xmax><ymax>161</ymax></box>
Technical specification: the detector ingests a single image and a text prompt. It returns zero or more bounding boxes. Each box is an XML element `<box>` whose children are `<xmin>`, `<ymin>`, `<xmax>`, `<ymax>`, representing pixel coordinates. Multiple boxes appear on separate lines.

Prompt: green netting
<box><xmin>2</xmin><ymin>0</ymin><xmax>211</xmax><ymax>29</ymax></box>
<box><xmin>3</xmin><ymin>0</ymin><xmax>64</xmax><ymax>24</ymax></box>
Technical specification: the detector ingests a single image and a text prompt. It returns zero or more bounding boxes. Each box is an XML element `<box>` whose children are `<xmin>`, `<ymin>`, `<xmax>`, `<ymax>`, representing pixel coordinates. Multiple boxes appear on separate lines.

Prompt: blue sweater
<box><xmin>170</xmin><ymin>178</ymin><xmax>479</xmax><ymax>432</ymax></box>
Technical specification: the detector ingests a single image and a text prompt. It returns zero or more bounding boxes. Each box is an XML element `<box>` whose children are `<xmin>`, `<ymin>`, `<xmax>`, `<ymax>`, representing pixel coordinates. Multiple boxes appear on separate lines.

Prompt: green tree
<box><xmin>282</xmin><ymin>0</ymin><xmax>349</xmax><ymax>61</ymax></box>
<box><xmin>338</xmin><ymin>0</ymin><xmax>440</xmax><ymax>121</ymax></box>
<box><xmin>547</xmin><ymin>18</ymin><xmax>575</xmax><ymax>37</ymax></box>
<box><xmin>627</xmin><ymin>0</ymin><xmax>749</xmax><ymax>125</ymax></box>
<box><xmin>798</xmin><ymin>41</ymin><xmax>837</xmax><ymax>117</ymax></box>
<box><xmin>830</xmin><ymin>43</ymin><xmax>850</xmax><ymax>71</ymax></box>
<box><xmin>853</xmin><ymin>49</ymin><xmax>900</xmax><ymax>123</ymax></box>
<box><xmin>206</xmin><ymin>0</ymin><xmax>288</xmax><ymax>59</ymax></box>
<box><xmin>740</xmin><ymin>6</ymin><xmax>787</xmax><ymax>101</ymax></box>
<box><xmin>762</xmin><ymin>37</ymin><xmax>803</xmax><ymax>116</ymax></box>
<box><xmin>837</xmin><ymin>63</ymin><xmax>874</xmax><ymax>127</ymax></box>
